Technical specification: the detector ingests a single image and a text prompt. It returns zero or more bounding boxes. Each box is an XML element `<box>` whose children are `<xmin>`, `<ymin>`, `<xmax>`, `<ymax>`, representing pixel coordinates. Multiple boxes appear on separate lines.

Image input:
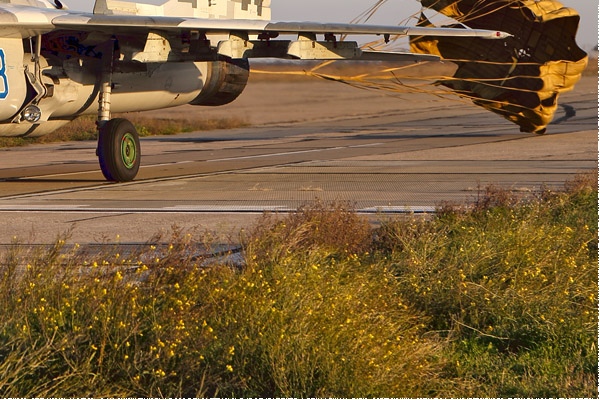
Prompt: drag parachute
<box><xmin>251</xmin><ymin>0</ymin><xmax>587</xmax><ymax>133</ymax></box>
<box><xmin>410</xmin><ymin>0</ymin><xmax>588</xmax><ymax>133</ymax></box>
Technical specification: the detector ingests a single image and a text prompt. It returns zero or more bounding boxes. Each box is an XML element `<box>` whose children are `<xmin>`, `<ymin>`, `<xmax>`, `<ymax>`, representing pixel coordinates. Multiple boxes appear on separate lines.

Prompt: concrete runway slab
<box><xmin>0</xmin><ymin>75</ymin><xmax>597</xmax><ymax>244</ymax></box>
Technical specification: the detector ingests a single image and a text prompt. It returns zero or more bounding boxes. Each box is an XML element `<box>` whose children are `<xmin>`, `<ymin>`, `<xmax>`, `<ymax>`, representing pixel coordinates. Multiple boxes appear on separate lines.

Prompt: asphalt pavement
<box><xmin>0</xmin><ymin>76</ymin><xmax>596</xmax><ymax>244</ymax></box>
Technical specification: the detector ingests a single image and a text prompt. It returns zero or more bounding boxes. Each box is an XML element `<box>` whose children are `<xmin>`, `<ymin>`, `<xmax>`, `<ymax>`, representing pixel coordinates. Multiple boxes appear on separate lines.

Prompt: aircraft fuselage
<box><xmin>0</xmin><ymin>31</ymin><xmax>237</xmax><ymax>137</ymax></box>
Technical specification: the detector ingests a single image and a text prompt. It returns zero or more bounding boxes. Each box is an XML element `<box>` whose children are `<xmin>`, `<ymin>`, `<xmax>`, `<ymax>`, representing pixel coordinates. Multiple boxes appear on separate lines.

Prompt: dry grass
<box><xmin>242</xmin><ymin>200</ymin><xmax>373</xmax><ymax>262</ymax></box>
<box><xmin>0</xmin><ymin>172</ymin><xmax>597</xmax><ymax>398</ymax></box>
<box><xmin>0</xmin><ymin>114</ymin><xmax>248</xmax><ymax>148</ymax></box>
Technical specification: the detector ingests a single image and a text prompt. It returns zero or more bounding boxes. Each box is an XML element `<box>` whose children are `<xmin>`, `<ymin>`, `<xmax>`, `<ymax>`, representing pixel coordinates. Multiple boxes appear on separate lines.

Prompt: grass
<box><xmin>0</xmin><ymin>172</ymin><xmax>597</xmax><ymax>397</ymax></box>
<box><xmin>375</xmin><ymin>172</ymin><xmax>598</xmax><ymax>397</ymax></box>
<box><xmin>0</xmin><ymin>114</ymin><xmax>248</xmax><ymax>148</ymax></box>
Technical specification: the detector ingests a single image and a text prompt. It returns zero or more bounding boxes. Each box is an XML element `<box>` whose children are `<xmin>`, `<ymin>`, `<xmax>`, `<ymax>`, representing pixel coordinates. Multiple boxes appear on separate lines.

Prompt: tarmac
<box><xmin>0</xmin><ymin>74</ymin><xmax>597</xmax><ymax>245</ymax></box>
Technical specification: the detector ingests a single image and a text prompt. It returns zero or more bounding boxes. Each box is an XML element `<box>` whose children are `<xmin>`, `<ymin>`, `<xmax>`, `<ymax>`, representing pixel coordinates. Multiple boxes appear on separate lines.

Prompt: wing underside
<box><xmin>0</xmin><ymin>3</ymin><xmax>509</xmax><ymax>62</ymax></box>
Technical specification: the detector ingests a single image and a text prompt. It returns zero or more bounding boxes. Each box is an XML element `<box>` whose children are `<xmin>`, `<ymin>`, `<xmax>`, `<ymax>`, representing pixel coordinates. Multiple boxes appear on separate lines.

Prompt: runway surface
<box><xmin>0</xmin><ymin>76</ymin><xmax>597</xmax><ymax>244</ymax></box>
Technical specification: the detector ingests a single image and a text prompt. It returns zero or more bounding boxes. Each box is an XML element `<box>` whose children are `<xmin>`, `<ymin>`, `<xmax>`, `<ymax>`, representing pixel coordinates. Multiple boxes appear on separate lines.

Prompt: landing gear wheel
<box><xmin>97</xmin><ymin>118</ymin><xmax>141</xmax><ymax>182</ymax></box>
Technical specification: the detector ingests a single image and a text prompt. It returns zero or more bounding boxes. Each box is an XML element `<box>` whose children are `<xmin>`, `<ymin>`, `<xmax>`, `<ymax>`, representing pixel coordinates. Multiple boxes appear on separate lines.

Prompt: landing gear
<box><xmin>95</xmin><ymin>38</ymin><xmax>141</xmax><ymax>182</ymax></box>
<box><xmin>97</xmin><ymin>118</ymin><xmax>140</xmax><ymax>182</ymax></box>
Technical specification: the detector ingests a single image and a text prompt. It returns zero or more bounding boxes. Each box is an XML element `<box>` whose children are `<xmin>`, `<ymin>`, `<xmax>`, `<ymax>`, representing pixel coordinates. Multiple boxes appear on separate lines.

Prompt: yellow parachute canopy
<box><xmin>410</xmin><ymin>0</ymin><xmax>588</xmax><ymax>133</ymax></box>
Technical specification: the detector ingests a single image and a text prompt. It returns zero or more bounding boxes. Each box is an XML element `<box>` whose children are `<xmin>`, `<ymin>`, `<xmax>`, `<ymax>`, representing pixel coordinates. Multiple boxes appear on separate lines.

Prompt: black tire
<box><xmin>97</xmin><ymin>118</ymin><xmax>141</xmax><ymax>182</ymax></box>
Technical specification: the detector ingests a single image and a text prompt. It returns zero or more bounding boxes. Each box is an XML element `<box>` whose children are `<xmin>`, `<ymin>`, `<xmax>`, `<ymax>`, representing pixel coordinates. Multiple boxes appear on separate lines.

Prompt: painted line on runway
<box><xmin>15</xmin><ymin>160</ymin><xmax>196</xmax><ymax>180</ymax></box>
<box><xmin>207</xmin><ymin>143</ymin><xmax>384</xmax><ymax>162</ymax></box>
<box><xmin>140</xmin><ymin>160</ymin><xmax>195</xmax><ymax>169</ymax></box>
<box><xmin>0</xmin><ymin>204</ymin><xmax>436</xmax><ymax>214</ymax></box>
<box><xmin>8</xmin><ymin>143</ymin><xmax>381</xmax><ymax>180</ymax></box>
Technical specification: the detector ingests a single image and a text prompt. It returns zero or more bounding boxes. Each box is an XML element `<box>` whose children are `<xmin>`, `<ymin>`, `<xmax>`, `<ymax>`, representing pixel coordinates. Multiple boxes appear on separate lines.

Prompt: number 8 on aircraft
<box><xmin>0</xmin><ymin>49</ymin><xmax>8</xmax><ymax>100</ymax></box>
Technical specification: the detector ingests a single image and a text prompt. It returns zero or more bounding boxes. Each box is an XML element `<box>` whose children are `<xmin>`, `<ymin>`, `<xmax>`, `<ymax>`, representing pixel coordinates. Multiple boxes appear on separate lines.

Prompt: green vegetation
<box><xmin>0</xmin><ymin>173</ymin><xmax>597</xmax><ymax>397</ymax></box>
<box><xmin>0</xmin><ymin>114</ymin><xmax>248</xmax><ymax>147</ymax></box>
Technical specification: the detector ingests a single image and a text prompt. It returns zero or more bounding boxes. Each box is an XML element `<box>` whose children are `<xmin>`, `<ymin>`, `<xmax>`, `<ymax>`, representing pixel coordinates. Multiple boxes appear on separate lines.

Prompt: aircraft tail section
<box><xmin>94</xmin><ymin>0</ymin><xmax>271</xmax><ymax>20</ymax></box>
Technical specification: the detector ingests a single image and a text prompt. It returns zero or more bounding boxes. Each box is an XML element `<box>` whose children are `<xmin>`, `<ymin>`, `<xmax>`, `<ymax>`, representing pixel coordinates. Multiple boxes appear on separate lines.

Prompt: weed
<box><xmin>243</xmin><ymin>200</ymin><xmax>372</xmax><ymax>264</ymax></box>
<box><xmin>375</xmin><ymin>172</ymin><xmax>598</xmax><ymax>397</ymax></box>
<box><xmin>0</xmin><ymin>173</ymin><xmax>597</xmax><ymax>397</ymax></box>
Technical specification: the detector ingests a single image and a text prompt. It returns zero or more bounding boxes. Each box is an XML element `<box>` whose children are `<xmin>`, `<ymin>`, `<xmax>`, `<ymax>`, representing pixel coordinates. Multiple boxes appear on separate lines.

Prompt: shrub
<box><xmin>243</xmin><ymin>200</ymin><xmax>373</xmax><ymax>263</ymax></box>
<box><xmin>0</xmin><ymin>210</ymin><xmax>447</xmax><ymax>397</ymax></box>
<box><xmin>375</xmin><ymin>172</ymin><xmax>598</xmax><ymax>397</ymax></box>
<box><xmin>198</xmin><ymin>250</ymin><xmax>448</xmax><ymax>397</ymax></box>
<box><xmin>0</xmin><ymin>174</ymin><xmax>596</xmax><ymax>397</ymax></box>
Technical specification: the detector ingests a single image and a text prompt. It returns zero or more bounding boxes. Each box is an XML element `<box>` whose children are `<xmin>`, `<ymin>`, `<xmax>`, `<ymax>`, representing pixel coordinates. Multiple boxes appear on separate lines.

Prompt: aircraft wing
<box><xmin>52</xmin><ymin>14</ymin><xmax>510</xmax><ymax>39</ymax></box>
<box><xmin>0</xmin><ymin>3</ymin><xmax>511</xmax><ymax>38</ymax></box>
<box><xmin>0</xmin><ymin>3</ymin><xmax>509</xmax><ymax>61</ymax></box>
<box><xmin>49</xmin><ymin>15</ymin><xmax>510</xmax><ymax>39</ymax></box>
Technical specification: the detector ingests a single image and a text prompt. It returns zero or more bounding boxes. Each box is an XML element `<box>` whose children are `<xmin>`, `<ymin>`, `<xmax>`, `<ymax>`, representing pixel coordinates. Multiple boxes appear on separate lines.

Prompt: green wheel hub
<box><xmin>121</xmin><ymin>132</ymin><xmax>137</xmax><ymax>169</ymax></box>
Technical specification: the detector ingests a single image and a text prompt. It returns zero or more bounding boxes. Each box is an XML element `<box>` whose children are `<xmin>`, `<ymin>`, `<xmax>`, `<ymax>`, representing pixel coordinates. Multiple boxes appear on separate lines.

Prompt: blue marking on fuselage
<box><xmin>0</xmin><ymin>49</ymin><xmax>8</xmax><ymax>100</ymax></box>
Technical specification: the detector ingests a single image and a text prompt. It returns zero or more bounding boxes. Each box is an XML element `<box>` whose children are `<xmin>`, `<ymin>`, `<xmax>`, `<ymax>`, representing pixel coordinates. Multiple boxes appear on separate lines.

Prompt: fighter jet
<box><xmin>0</xmin><ymin>0</ymin><xmax>510</xmax><ymax>182</ymax></box>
